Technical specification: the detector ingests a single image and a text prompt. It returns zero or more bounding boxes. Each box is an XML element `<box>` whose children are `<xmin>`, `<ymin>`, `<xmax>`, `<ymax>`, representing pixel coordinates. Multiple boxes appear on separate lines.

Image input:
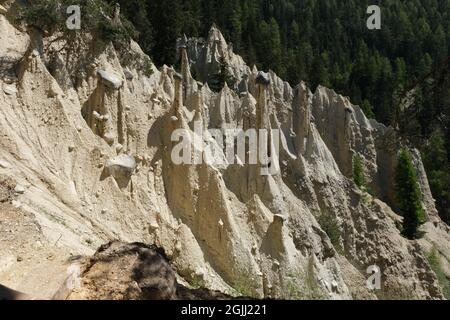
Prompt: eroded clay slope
<box><xmin>0</xmin><ymin>5</ymin><xmax>449</xmax><ymax>299</ymax></box>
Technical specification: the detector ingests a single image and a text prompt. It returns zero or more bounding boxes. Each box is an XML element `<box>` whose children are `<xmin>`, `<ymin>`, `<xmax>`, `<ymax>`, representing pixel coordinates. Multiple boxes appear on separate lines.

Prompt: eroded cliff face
<box><xmin>0</xmin><ymin>5</ymin><xmax>449</xmax><ymax>300</ymax></box>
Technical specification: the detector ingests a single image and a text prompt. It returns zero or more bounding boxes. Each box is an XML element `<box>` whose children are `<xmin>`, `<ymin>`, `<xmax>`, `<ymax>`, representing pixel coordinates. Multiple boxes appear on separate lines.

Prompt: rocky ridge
<box><xmin>0</xmin><ymin>3</ymin><xmax>449</xmax><ymax>299</ymax></box>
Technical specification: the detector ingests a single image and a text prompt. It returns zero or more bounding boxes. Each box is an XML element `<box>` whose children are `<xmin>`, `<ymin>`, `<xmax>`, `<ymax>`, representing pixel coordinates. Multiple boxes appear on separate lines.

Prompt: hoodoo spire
<box><xmin>255</xmin><ymin>71</ymin><xmax>271</xmax><ymax>131</ymax></box>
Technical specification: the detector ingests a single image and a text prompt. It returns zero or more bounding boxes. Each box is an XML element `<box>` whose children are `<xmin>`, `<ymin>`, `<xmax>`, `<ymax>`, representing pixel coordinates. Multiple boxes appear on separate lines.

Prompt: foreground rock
<box><xmin>104</xmin><ymin>154</ymin><xmax>136</xmax><ymax>188</ymax></box>
<box><xmin>97</xmin><ymin>70</ymin><xmax>123</xmax><ymax>90</ymax></box>
<box><xmin>69</xmin><ymin>242</ymin><xmax>233</xmax><ymax>300</ymax></box>
<box><xmin>0</xmin><ymin>284</ymin><xmax>35</xmax><ymax>300</ymax></box>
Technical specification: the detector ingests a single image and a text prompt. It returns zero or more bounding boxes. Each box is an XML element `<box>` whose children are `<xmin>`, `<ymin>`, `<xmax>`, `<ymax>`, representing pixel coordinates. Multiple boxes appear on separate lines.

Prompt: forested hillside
<box><xmin>111</xmin><ymin>0</ymin><xmax>449</xmax><ymax>224</ymax></box>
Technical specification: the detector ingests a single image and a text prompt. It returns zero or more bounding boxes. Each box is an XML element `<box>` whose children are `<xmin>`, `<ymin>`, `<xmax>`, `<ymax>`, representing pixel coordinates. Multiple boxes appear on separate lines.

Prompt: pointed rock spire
<box><xmin>255</xmin><ymin>71</ymin><xmax>270</xmax><ymax>86</ymax></box>
<box><xmin>241</xmin><ymin>92</ymin><xmax>257</xmax><ymax>131</ymax></box>
<box><xmin>173</xmin><ymin>72</ymin><xmax>183</xmax><ymax>113</ymax></box>
<box><xmin>181</xmin><ymin>34</ymin><xmax>188</xmax><ymax>47</ymax></box>
<box><xmin>255</xmin><ymin>72</ymin><xmax>271</xmax><ymax>131</ymax></box>
<box><xmin>293</xmin><ymin>81</ymin><xmax>312</xmax><ymax>156</ymax></box>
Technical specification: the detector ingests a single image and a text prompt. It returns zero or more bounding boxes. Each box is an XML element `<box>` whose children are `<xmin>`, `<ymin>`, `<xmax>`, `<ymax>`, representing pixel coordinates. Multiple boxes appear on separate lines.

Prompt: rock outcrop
<box><xmin>69</xmin><ymin>241</ymin><xmax>234</xmax><ymax>300</ymax></box>
<box><xmin>0</xmin><ymin>284</ymin><xmax>35</xmax><ymax>300</ymax></box>
<box><xmin>104</xmin><ymin>154</ymin><xmax>136</xmax><ymax>188</ymax></box>
<box><xmin>0</xmin><ymin>3</ymin><xmax>449</xmax><ymax>300</ymax></box>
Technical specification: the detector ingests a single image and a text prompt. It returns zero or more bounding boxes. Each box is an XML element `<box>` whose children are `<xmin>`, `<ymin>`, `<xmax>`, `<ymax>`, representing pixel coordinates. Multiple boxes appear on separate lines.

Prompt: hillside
<box><xmin>0</xmin><ymin>0</ymin><xmax>449</xmax><ymax>300</ymax></box>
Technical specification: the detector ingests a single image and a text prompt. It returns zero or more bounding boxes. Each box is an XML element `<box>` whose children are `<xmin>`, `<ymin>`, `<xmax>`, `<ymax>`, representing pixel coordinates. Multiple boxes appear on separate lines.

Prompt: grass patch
<box><xmin>233</xmin><ymin>267</ymin><xmax>257</xmax><ymax>297</ymax></box>
<box><xmin>187</xmin><ymin>276</ymin><xmax>207</xmax><ymax>290</ymax></box>
<box><xmin>142</xmin><ymin>56</ymin><xmax>154</xmax><ymax>77</ymax></box>
<box><xmin>283</xmin><ymin>258</ymin><xmax>327</xmax><ymax>300</ymax></box>
<box><xmin>427</xmin><ymin>246</ymin><xmax>450</xmax><ymax>299</ymax></box>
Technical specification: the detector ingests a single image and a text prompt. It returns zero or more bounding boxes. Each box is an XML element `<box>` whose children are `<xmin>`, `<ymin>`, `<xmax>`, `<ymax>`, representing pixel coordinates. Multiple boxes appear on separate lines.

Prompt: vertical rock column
<box><xmin>167</xmin><ymin>71</ymin><xmax>192</xmax><ymax>155</ymax></box>
<box><xmin>173</xmin><ymin>72</ymin><xmax>183</xmax><ymax>116</ymax></box>
<box><xmin>293</xmin><ymin>82</ymin><xmax>312</xmax><ymax>156</ymax></box>
<box><xmin>179</xmin><ymin>36</ymin><xmax>198</xmax><ymax>110</ymax></box>
<box><xmin>253</xmin><ymin>71</ymin><xmax>284</xmax><ymax>183</ymax></box>
<box><xmin>162</xmin><ymin>71</ymin><xmax>188</xmax><ymax>152</ymax></box>
<box><xmin>192</xmin><ymin>83</ymin><xmax>208</xmax><ymax>131</ymax></box>
<box><xmin>255</xmin><ymin>72</ymin><xmax>271</xmax><ymax>131</ymax></box>
<box><xmin>82</xmin><ymin>70</ymin><xmax>124</xmax><ymax>146</ymax></box>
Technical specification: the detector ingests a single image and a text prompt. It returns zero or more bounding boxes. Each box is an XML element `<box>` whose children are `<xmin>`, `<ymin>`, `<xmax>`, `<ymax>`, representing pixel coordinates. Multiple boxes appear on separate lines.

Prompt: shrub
<box><xmin>142</xmin><ymin>56</ymin><xmax>154</xmax><ymax>77</ymax></box>
<box><xmin>17</xmin><ymin>0</ymin><xmax>65</xmax><ymax>33</ymax></box>
<box><xmin>18</xmin><ymin>0</ymin><xmax>137</xmax><ymax>48</ymax></box>
<box><xmin>353</xmin><ymin>154</ymin><xmax>366</xmax><ymax>188</ymax></box>
<box><xmin>187</xmin><ymin>277</ymin><xmax>206</xmax><ymax>290</ymax></box>
<box><xmin>208</xmin><ymin>57</ymin><xmax>237</xmax><ymax>92</ymax></box>
<box><xmin>233</xmin><ymin>267</ymin><xmax>256</xmax><ymax>297</ymax></box>
<box><xmin>318</xmin><ymin>211</ymin><xmax>343</xmax><ymax>254</ymax></box>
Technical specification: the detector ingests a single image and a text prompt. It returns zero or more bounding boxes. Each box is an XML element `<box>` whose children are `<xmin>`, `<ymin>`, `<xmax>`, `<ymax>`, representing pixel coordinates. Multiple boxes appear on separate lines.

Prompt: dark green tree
<box><xmin>423</xmin><ymin>130</ymin><xmax>450</xmax><ymax>225</ymax></box>
<box><xmin>395</xmin><ymin>149</ymin><xmax>425</xmax><ymax>239</ymax></box>
<box><xmin>310</xmin><ymin>52</ymin><xmax>330</xmax><ymax>89</ymax></box>
<box><xmin>113</xmin><ymin>0</ymin><xmax>153</xmax><ymax>53</ymax></box>
<box><xmin>360</xmin><ymin>99</ymin><xmax>375</xmax><ymax>119</ymax></box>
<box><xmin>209</xmin><ymin>57</ymin><xmax>237</xmax><ymax>92</ymax></box>
<box><xmin>146</xmin><ymin>0</ymin><xmax>181</xmax><ymax>66</ymax></box>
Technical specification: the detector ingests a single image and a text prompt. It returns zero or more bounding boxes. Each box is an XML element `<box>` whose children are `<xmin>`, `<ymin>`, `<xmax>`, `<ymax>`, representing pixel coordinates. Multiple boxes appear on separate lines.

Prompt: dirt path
<box><xmin>0</xmin><ymin>176</ymin><xmax>80</xmax><ymax>299</ymax></box>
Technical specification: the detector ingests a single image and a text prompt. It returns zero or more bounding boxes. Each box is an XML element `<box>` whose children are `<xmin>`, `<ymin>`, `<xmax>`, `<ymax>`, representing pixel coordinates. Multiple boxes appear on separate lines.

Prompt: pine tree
<box><xmin>360</xmin><ymin>100</ymin><xmax>375</xmax><ymax>119</ymax></box>
<box><xmin>353</xmin><ymin>154</ymin><xmax>366</xmax><ymax>188</ymax></box>
<box><xmin>395</xmin><ymin>149</ymin><xmax>425</xmax><ymax>239</ymax></box>
<box><xmin>114</xmin><ymin>0</ymin><xmax>153</xmax><ymax>53</ymax></box>
<box><xmin>311</xmin><ymin>52</ymin><xmax>330</xmax><ymax>89</ymax></box>
<box><xmin>146</xmin><ymin>0</ymin><xmax>181</xmax><ymax>66</ymax></box>
<box><xmin>423</xmin><ymin>130</ymin><xmax>450</xmax><ymax>225</ymax></box>
<box><xmin>208</xmin><ymin>57</ymin><xmax>236</xmax><ymax>92</ymax></box>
